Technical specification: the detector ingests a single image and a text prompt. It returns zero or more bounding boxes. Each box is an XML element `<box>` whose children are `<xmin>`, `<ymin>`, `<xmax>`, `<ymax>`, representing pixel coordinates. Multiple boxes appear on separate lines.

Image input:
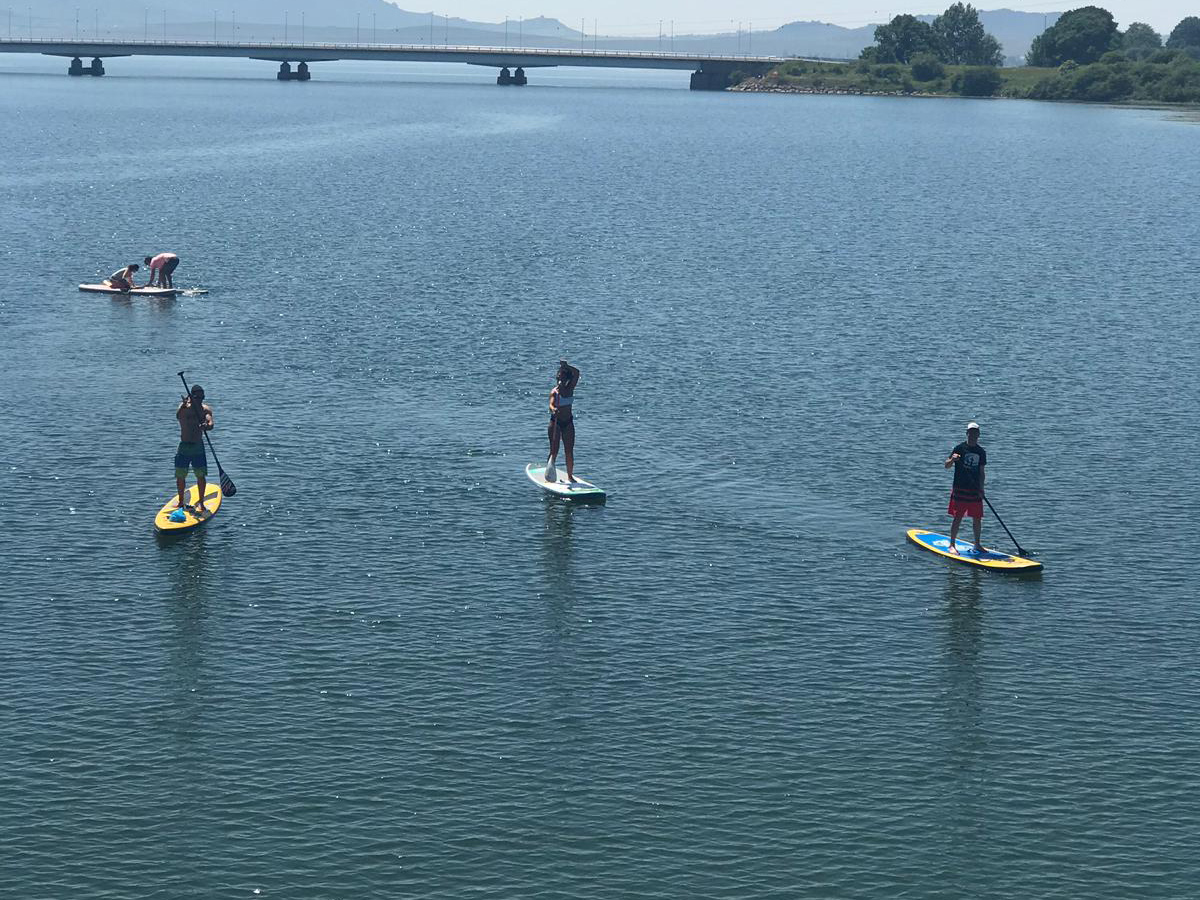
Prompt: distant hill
<box><xmin>19</xmin><ymin>3</ymin><xmax>1060</xmax><ymax>63</ymax></box>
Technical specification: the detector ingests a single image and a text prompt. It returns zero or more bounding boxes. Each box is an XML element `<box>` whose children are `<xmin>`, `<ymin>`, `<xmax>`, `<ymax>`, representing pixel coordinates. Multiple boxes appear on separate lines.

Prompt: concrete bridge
<box><xmin>0</xmin><ymin>39</ymin><xmax>789</xmax><ymax>90</ymax></box>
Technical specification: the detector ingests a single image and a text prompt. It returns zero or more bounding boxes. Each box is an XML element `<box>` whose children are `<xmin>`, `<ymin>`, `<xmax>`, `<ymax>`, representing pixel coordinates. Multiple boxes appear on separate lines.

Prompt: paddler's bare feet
<box><xmin>947</xmin><ymin>545</ymin><xmax>959</xmax><ymax>554</ymax></box>
<box><xmin>974</xmin><ymin>544</ymin><xmax>985</xmax><ymax>554</ymax></box>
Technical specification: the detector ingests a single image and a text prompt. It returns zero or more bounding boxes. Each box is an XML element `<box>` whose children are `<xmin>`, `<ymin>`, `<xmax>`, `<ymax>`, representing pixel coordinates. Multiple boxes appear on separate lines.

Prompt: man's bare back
<box><xmin>177</xmin><ymin>397</ymin><xmax>213</xmax><ymax>441</ymax></box>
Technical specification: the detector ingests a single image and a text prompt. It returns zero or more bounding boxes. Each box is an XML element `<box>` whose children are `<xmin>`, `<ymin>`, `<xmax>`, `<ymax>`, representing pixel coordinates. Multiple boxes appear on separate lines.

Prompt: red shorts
<box><xmin>948</xmin><ymin>497</ymin><xmax>983</xmax><ymax>519</ymax></box>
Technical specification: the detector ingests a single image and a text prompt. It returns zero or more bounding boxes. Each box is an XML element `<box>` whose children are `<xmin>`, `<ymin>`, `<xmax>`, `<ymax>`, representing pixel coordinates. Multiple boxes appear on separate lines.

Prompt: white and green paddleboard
<box><xmin>526</xmin><ymin>462</ymin><xmax>606</xmax><ymax>502</ymax></box>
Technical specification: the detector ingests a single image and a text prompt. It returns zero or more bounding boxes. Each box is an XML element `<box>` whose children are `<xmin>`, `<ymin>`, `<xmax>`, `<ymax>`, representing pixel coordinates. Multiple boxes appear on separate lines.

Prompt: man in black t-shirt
<box><xmin>944</xmin><ymin>422</ymin><xmax>987</xmax><ymax>553</ymax></box>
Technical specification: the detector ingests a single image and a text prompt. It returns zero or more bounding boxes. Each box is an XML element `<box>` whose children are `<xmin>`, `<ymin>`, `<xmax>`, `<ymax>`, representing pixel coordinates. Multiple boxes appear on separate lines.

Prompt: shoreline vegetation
<box><xmin>731</xmin><ymin>5</ymin><xmax>1200</xmax><ymax>105</ymax></box>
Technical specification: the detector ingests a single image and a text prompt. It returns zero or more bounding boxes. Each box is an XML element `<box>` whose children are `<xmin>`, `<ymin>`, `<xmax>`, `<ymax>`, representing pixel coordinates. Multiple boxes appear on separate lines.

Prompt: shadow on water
<box><xmin>541</xmin><ymin>499</ymin><xmax>577</xmax><ymax>605</ymax></box>
<box><xmin>936</xmin><ymin>567</ymin><xmax>988</xmax><ymax>880</ymax></box>
<box><xmin>154</xmin><ymin>525</ymin><xmax>213</xmax><ymax>752</ymax></box>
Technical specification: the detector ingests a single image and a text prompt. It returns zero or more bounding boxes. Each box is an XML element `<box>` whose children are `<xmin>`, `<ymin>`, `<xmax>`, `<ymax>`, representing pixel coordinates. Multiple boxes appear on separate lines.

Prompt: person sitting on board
<box><xmin>547</xmin><ymin>360</ymin><xmax>580</xmax><ymax>482</ymax></box>
<box><xmin>175</xmin><ymin>384</ymin><xmax>214</xmax><ymax>511</ymax></box>
<box><xmin>144</xmin><ymin>252</ymin><xmax>179</xmax><ymax>288</ymax></box>
<box><xmin>104</xmin><ymin>263</ymin><xmax>141</xmax><ymax>292</ymax></box>
<box><xmin>944</xmin><ymin>422</ymin><xmax>986</xmax><ymax>554</ymax></box>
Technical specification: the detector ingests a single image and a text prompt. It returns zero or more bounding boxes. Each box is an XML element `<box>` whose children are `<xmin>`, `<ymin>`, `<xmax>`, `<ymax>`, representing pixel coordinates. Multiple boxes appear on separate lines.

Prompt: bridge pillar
<box><xmin>68</xmin><ymin>57</ymin><xmax>84</xmax><ymax>76</ymax></box>
<box><xmin>277</xmin><ymin>62</ymin><xmax>311</xmax><ymax>81</ymax></box>
<box><xmin>690</xmin><ymin>68</ymin><xmax>734</xmax><ymax>91</ymax></box>
<box><xmin>513</xmin><ymin>67</ymin><xmax>527</xmax><ymax>86</ymax></box>
<box><xmin>90</xmin><ymin>58</ymin><xmax>105</xmax><ymax>77</ymax></box>
<box><xmin>497</xmin><ymin>67</ymin><xmax>512</xmax><ymax>85</ymax></box>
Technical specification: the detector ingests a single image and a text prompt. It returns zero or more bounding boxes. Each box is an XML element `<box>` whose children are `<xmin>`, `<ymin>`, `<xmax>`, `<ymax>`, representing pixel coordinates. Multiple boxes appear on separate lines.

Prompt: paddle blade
<box><xmin>220</xmin><ymin>471</ymin><xmax>237</xmax><ymax>497</ymax></box>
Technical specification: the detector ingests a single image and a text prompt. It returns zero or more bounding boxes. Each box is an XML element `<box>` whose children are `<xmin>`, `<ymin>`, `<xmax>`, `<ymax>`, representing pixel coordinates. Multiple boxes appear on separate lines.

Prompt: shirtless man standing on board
<box><xmin>175</xmin><ymin>384</ymin><xmax>213</xmax><ymax>510</ymax></box>
<box><xmin>144</xmin><ymin>252</ymin><xmax>180</xmax><ymax>288</ymax></box>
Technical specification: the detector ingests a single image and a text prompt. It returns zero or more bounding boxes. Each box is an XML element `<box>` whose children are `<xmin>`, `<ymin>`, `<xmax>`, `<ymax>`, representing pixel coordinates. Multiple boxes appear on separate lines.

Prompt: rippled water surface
<box><xmin>2</xmin><ymin>55</ymin><xmax>1198</xmax><ymax>898</ymax></box>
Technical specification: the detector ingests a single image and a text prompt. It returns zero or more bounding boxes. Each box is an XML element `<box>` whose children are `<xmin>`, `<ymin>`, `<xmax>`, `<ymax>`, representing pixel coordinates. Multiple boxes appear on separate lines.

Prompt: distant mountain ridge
<box><xmin>21</xmin><ymin>3</ymin><xmax>1061</xmax><ymax>62</ymax></box>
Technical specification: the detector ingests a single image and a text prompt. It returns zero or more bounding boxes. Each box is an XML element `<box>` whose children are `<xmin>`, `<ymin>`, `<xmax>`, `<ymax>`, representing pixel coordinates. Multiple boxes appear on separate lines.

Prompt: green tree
<box><xmin>1026</xmin><ymin>6</ymin><xmax>1119</xmax><ymax>66</ymax></box>
<box><xmin>864</xmin><ymin>14</ymin><xmax>936</xmax><ymax>64</ymax></box>
<box><xmin>1122</xmin><ymin>22</ymin><xmax>1162</xmax><ymax>60</ymax></box>
<box><xmin>931</xmin><ymin>3</ymin><xmax>1003</xmax><ymax>65</ymax></box>
<box><xmin>910</xmin><ymin>51</ymin><xmax>946</xmax><ymax>80</ymax></box>
<box><xmin>1166</xmin><ymin>16</ymin><xmax>1200</xmax><ymax>53</ymax></box>
<box><xmin>953</xmin><ymin>66</ymin><xmax>1003</xmax><ymax>95</ymax></box>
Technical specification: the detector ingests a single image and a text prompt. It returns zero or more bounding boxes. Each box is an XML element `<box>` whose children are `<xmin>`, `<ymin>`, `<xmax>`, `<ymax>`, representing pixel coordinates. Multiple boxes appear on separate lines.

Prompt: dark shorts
<box><xmin>174</xmin><ymin>441</ymin><xmax>208</xmax><ymax>478</ymax></box>
<box><xmin>161</xmin><ymin>257</ymin><xmax>179</xmax><ymax>276</ymax></box>
<box><xmin>550</xmin><ymin>415</ymin><xmax>575</xmax><ymax>438</ymax></box>
<box><xmin>109</xmin><ymin>278</ymin><xmax>131</xmax><ymax>291</ymax></box>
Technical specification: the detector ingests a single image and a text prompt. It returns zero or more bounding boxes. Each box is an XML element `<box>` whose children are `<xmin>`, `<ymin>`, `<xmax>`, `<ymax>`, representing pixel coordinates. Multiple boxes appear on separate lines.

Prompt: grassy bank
<box><xmin>737</xmin><ymin>52</ymin><xmax>1200</xmax><ymax>103</ymax></box>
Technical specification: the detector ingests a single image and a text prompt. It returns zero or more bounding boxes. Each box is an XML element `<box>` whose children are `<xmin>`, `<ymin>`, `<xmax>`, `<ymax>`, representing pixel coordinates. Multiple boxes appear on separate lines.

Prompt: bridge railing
<box><xmin>0</xmin><ymin>37</ymin><xmax>788</xmax><ymax>63</ymax></box>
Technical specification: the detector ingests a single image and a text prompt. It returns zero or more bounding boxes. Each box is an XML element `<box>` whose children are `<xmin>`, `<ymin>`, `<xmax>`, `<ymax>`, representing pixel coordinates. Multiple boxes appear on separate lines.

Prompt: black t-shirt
<box><xmin>950</xmin><ymin>442</ymin><xmax>987</xmax><ymax>501</ymax></box>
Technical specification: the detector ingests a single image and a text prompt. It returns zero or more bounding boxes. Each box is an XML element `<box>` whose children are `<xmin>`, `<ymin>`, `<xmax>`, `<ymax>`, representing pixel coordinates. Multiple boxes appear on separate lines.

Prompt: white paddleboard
<box><xmin>526</xmin><ymin>463</ymin><xmax>606</xmax><ymax>501</ymax></box>
<box><xmin>79</xmin><ymin>283</ymin><xmax>179</xmax><ymax>298</ymax></box>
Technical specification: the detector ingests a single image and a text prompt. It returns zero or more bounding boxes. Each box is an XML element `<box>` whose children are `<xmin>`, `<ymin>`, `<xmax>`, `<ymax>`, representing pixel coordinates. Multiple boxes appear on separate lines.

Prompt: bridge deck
<box><xmin>0</xmin><ymin>39</ymin><xmax>787</xmax><ymax>71</ymax></box>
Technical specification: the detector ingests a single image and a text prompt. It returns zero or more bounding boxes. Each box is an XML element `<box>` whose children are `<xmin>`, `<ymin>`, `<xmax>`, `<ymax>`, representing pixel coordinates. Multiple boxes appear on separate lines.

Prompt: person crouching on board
<box><xmin>144</xmin><ymin>252</ymin><xmax>179</xmax><ymax>288</ymax></box>
<box><xmin>175</xmin><ymin>384</ymin><xmax>214</xmax><ymax>511</ymax></box>
<box><xmin>105</xmin><ymin>263</ymin><xmax>141</xmax><ymax>292</ymax></box>
<box><xmin>945</xmin><ymin>422</ymin><xmax>986</xmax><ymax>554</ymax></box>
<box><xmin>547</xmin><ymin>360</ymin><xmax>580</xmax><ymax>482</ymax></box>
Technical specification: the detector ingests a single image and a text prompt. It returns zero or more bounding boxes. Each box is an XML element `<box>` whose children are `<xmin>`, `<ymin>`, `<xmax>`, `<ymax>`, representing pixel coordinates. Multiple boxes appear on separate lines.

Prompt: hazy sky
<box><xmin>423</xmin><ymin>2</ymin><xmax>1193</xmax><ymax>36</ymax></box>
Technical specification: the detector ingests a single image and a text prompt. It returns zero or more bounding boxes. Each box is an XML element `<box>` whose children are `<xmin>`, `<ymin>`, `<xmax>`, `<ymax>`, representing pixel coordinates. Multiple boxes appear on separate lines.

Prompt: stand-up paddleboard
<box><xmin>526</xmin><ymin>463</ymin><xmax>606</xmax><ymax>502</ymax></box>
<box><xmin>906</xmin><ymin>529</ymin><xmax>1042</xmax><ymax>573</ymax></box>
<box><xmin>154</xmin><ymin>483</ymin><xmax>223</xmax><ymax>533</ymax></box>
<box><xmin>80</xmin><ymin>283</ymin><xmax>179</xmax><ymax>298</ymax></box>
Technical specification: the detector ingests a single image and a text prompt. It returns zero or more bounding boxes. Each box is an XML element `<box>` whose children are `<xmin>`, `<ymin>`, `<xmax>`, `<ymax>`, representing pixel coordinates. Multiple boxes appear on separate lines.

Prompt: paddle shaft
<box><xmin>983</xmin><ymin>493</ymin><xmax>1027</xmax><ymax>556</ymax></box>
<box><xmin>178</xmin><ymin>372</ymin><xmax>228</xmax><ymax>475</ymax></box>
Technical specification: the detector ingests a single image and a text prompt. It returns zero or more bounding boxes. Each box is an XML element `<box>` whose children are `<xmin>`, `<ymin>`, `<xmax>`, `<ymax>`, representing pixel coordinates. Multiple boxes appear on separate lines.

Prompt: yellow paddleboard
<box><xmin>154</xmin><ymin>483</ymin><xmax>223</xmax><ymax>533</ymax></box>
<box><xmin>906</xmin><ymin>529</ymin><xmax>1042</xmax><ymax>573</ymax></box>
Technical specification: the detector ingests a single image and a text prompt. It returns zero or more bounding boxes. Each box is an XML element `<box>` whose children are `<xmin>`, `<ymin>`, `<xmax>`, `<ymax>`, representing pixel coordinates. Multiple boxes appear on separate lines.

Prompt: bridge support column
<box><xmin>90</xmin><ymin>58</ymin><xmax>105</xmax><ymax>77</ymax></box>
<box><xmin>68</xmin><ymin>57</ymin><xmax>84</xmax><ymax>76</ymax></box>
<box><xmin>690</xmin><ymin>68</ymin><xmax>734</xmax><ymax>91</ymax></box>
<box><xmin>276</xmin><ymin>62</ymin><xmax>311</xmax><ymax>81</ymax></box>
<box><xmin>497</xmin><ymin>67</ymin><xmax>527</xmax><ymax>86</ymax></box>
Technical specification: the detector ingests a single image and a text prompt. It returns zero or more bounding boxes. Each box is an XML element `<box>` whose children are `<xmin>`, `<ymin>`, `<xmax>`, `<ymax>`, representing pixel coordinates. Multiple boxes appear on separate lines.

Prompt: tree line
<box><xmin>853</xmin><ymin>5</ymin><xmax>1200</xmax><ymax>102</ymax></box>
<box><xmin>1027</xmin><ymin>8</ymin><xmax>1200</xmax><ymax>66</ymax></box>
<box><xmin>861</xmin><ymin>3</ymin><xmax>1003</xmax><ymax>66</ymax></box>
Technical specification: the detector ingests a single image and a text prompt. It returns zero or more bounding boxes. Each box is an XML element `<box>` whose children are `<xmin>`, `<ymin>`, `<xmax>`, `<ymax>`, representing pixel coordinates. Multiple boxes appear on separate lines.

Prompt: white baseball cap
<box><xmin>966</xmin><ymin>421</ymin><xmax>980</xmax><ymax>431</ymax></box>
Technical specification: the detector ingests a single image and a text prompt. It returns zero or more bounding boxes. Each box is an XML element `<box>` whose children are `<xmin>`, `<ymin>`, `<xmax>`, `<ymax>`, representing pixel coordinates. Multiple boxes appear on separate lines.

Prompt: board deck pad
<box><xmin>154</xmin><ymin>483</ymin><xmax>223</xmax><ymax>533</ymax></box>
<box><xmin>526</xmin><ymin>463</ymin><xmax>606</xmax><ymax>501</ymax></box>
<box><xmin>906</xmin><ymin>529</ymin><xmax>1042</xmax><ymax>572</ymax></box>
<box><xmin>79</xmin><ymin>283</ymin><xmax>179</xmax><ymax>297</ymax></box>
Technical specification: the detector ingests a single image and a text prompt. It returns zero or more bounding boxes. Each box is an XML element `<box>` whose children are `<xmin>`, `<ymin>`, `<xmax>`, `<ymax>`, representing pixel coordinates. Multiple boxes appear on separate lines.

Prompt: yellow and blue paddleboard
<box><xmin>906</xmin><ymin>529</ymin><xmax>1042</xmax><ymax>573</ymax></box>
<box><xmin>154</xmin><ymin>483</ymin><xmax>222</xmax><ymax>533</ymax></box>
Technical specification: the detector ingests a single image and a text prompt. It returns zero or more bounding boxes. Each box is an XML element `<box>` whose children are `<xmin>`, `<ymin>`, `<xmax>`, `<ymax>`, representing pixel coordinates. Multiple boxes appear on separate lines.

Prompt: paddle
<box><xmin>982</xmin><ymin>493</ymin><xmax>1027</xmax><ymax>556</ymax></box>
<box><xmin>178</xmin><ymin>371</ymin><xmax>237</xmax><ymax>498</ymax></box>
<box><xmin>545</xmin><ymin>418</ymin><xmax>558</xmax><ymax>483</ymax></box>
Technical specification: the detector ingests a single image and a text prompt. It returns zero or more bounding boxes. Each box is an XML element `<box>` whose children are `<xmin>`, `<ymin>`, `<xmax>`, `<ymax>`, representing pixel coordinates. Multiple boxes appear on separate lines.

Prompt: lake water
<box><xmin>1</xmin><ymin>54</ymin><xmax>1198</xmax><ymax>898</ymax></box>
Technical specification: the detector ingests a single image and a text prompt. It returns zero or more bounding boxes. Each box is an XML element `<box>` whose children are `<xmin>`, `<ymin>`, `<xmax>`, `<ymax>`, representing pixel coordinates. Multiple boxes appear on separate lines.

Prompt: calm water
<box><xmin>2</xmin><ymin>55</ymin><xmax>1198</xmax><ymax>898</ymax></box>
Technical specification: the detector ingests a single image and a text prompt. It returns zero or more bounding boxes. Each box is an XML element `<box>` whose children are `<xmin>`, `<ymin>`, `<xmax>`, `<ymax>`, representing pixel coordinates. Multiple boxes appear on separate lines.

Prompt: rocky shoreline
<box><xmin>729</xmin><ymin>79</ymin><xmax>944</xmax><ymax>99</ymax></box>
